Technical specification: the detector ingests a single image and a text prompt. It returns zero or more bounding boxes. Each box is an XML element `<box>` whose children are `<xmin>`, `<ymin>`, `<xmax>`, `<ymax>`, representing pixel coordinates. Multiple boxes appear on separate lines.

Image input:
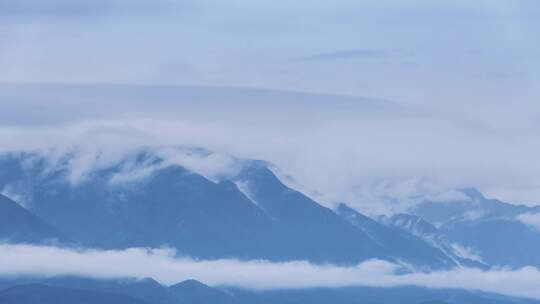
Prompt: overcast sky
<box><xmin>1</xmin><ymin>1</ymin><xmax>540</xmax><ymax>211</ymax></box>
<box><xmin>1</xmin><ymin>0</ymin><xmax>539</xmax><ymax>107</ymax></box>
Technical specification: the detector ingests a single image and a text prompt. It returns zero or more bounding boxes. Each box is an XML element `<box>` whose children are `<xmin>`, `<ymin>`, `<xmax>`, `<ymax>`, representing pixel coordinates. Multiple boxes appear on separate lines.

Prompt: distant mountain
<box><xmin>410</xmin><ymin>189</ymin><xmax>540</xmax><ymax>268</ymax></box>
<box><xmin>227</xmin><ymin>285</ymin><xmax>540</xmax><ymax>304</ymax></box>
<box><xmin>411</xmin><ymin>189</ymin><xmax>540</xmax><ymax>225</ymax></box>
<box><xmin>335</xmin><ymin>204</ymin><xmax>458</xmax><ymax>270</ymax></box>
<box><xmin>1</xmin><ymin>276</ymin><xmax>537</xmax><ymax>304</ymax></box>
<box><xmin>0</xmin><ymin>151</ymin><xmax>458</xmax><ymax>268</ymax></box>
<box><xmin>36</xmin><ymin>276</ymin><xmax>238</xmax><ymax>304</ymax></box>
<box><xmin>42</xmin><ymin>277</ymin><xmax>176</xmax><ymax>304</ymax></box>
<box><xmin>0</xmin><ymin>284</ymin><xmax>148</xmax><ymax>304</ymax></box>
<box><xmin>2</xmin><ymin>149</ymin><xmax>537</xmax><ymax>270</ymax></box>
<box><xmin>0</xmin><ymin>194</ymin><xmax>66</xmax><ymax>244</ymax></box>
<box><xmin>380</xmin><ymin>213</ymin><xmax>487</xmax><ymax>268</ymax></box>
<box><xmin>169</xmin><ymin>279</ymin><xmax>237</xmax><ymax>304</ymax></box>
<box><xmin>0</xmin><ymin>276</ymin><xmax>235</xmax><ymax>304</ymax></box>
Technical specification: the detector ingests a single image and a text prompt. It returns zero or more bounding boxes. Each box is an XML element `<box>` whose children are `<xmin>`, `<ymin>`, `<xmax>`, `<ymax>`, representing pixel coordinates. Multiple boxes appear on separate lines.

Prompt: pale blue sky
<box><xmin>1</xmin><ymin>0</ymin><xmax>539</xmax><ymax>108</ymax></box>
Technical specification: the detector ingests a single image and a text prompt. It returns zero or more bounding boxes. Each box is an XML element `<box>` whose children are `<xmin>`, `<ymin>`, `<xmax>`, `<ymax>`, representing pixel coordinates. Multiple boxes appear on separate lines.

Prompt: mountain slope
<box><xmin>381</xmin><ymin>213</ymin><xmax>487</xmax><ymax>268</ymax></box>
<box><xmin>42</xmin><ymin>277</ymin><xmax>176</xmax><ymax>304</ymax></box>
<box><xmin>235</xmin><ymin>162</ymin><xmax>390</xmax><ymax>264</ymax></box>
<box><xmin>410</xmin><ymin>189</ymin><xmax>540</xmax><ymax>268</ymax></box>
<box><xmin>169</xmin><ymin>279</ymin><xmax>237</xmax><ymax>304</ymax></box>
<box><xmin>226</xmin><ymin>285</ymin><xmax>540</xmax><ymax>304</ymax></box>
<box><xmin>0</xmin><ymin>194</ymin><xmax>66</xmax><ymax>244</ymax></box>
<box><xmin>2</xmin><ymin>276</ymin><xmax>538</xmax><ymax>304</ymax></box>
<box><xmin>0</xmin><ymin>284</ymin><xmax>149</xmax><ymax>304</ymax></box>
<box><xmin>336</xmin><ymin>204</ymin><xmax>458</xmax><ymax>269</ymax></box>
<box><xmin>0</xmin><ymin>151</ymin><xmax>463</xmax><ymax>268</ymax></box>
<box><xmin>0</xmin><ymin>153</ymin><xmax>278</xmax><ymax>259</ymax></box>
<box><xmin>411</xmin><ymin>189</ymin><xmax>540</xmax><ymax>225</ymax></box>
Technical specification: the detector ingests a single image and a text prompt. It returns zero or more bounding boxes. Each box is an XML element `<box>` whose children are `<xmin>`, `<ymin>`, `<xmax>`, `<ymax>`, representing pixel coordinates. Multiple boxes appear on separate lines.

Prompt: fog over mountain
<box><xmin>2</xmin><ymin>83</ymin><xmax>540</xmax><ymax>215</ymax></box>
<box><xmin>1</xmin><ymin>1</ymin><xmax>540</xmax><ymax>303</ymax></box>
<box><xmin>1</xmin><ymin>145</ymin><xmax>540</xmax><ymax>301</ymax></box>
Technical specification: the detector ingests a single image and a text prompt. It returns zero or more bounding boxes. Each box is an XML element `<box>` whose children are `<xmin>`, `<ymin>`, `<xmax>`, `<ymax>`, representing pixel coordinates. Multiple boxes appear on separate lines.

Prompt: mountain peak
<box><xmin>169</xmin><ymin>279</ymin><xmax>237</xmax><ymax>304</ymax></box>
<box><xmin>460</xmin><ymin>188</ymin><xmax>485</xmax><ymax>201</ymax></box>
<box><xmin>170</xmin><ymin>279</ymin><xmax>209</xmax><ymax>290</ymax></box>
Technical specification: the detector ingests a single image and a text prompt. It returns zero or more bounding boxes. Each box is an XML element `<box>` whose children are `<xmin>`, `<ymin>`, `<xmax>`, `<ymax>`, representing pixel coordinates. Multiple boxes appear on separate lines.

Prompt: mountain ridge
<box><xmin>0</xmin><ymin>150</ymin><xmax>463</xmax><ymax>269</ymax></box>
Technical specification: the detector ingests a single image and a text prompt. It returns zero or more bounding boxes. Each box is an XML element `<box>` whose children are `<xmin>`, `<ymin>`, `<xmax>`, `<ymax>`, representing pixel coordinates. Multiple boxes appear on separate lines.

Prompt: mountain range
<box><xmin>1</xmin><ymin>276</ymin><xmax>538</xmax><ymax>304</ymax></box>
<box><xmin>394</xmin><ymin>189</ymin><xmax>540</xmax><ymax>268</ymax></box>
<box><xmin>1</xmin><ymin>149</ymin><xmax>540</xmax><ymax>303</ymax></box>
<box><xmin>0</xmin><ymin>150</ymin><xmax>461</xmax><ymax>268</ymax></box>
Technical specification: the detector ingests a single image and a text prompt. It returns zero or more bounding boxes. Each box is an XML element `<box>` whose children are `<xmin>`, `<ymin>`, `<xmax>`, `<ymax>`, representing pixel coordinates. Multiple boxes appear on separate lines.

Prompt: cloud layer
<box><xmin>1</xmin><ymin>244</ymin><xmax>540</xmax><ymax>300</ymax></box>
<box><xmin>1</xmin><ymin>84</ymin><xmax>540</xmax><ymax>215</ymax></box>
<box><xmin>1</xmin><ymin>0</ymin><xmax>540</xmax><ymax>213</ymax></box>
<box><xmin>297</xmin><ymin>49</ymin><xmax>391</xmax><ymax>61</ymax></box>
<box><xmin>1</xmin><ymin>0</ymin><xmax>538</xmax><ymax>108</ymax></box>
<box><xmin>0</xmin><ymin>0</ymin><xmax>177</xmax><ymax>17</ymax></box>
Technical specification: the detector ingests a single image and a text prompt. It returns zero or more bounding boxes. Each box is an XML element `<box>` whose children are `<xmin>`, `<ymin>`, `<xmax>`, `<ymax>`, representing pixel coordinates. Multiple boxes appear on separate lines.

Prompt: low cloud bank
<box><xmin>1</xmin><ymin>244</ymin><xmax>540</xmax><ymax>299</ymax></box>
<box><xmin>2</xmin><ymin>84</ymin><xmax>540</xmax><ymax>214</ymax></box>
<box><xmin>2</xmin><ymin>117</ymin><xmax>540</xmax><ymax>216</ymax></box>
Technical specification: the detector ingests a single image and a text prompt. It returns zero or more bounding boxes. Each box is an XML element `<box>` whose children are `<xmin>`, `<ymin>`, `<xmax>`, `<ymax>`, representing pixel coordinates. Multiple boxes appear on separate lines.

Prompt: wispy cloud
<box><xmin>1</xmin><ymin>83</ymin><xmax>540</xmax><ymax>214</ymax></box>
<box><xmin>518</xmin><ymin>213</ymin><xmax>540</xmax><ymax>232</ymax></box>
<box><xmin>0</xmin><ymin>0</ymin><xmax>178</xmax><ymax>17</ymax></box>
<box><xmin>297</xmin><ymin>49</ymin><xmax>391</xmax><ymax>62</ymax></box>
<box><xmin>1</xmin><ymin>244</ymin><xmax>540</xmax><ymax>299</ymax></box>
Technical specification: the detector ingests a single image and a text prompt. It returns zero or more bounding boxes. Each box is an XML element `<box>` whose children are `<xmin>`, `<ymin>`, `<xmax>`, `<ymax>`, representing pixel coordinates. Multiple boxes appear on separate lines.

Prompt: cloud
<box><xmin>421</xmin><ymin>190</ymin><xmax>471</xmax><ymax>203</ymax></box>
<box><xmin>517</xmin><ymin>213</ymin><xmax>540</xmax><ymax>232</ymax></box>
<box><xmin>450</xmin><ymin>243</ymin><xmax>484</xmax><ymax>263</ymax></box>
<box><xmin>0</xmin><ymin>0</ymin><xmax>538</xmax><ymax>114</ymax></box>
<box><xmin>0</xmin><ymin>141</ymin><xmax>242</xmax><ymax>186</ymax></box>
<box><xmin>0</xmin><ymin>0</ymin><xmax>178</xmax><ymax>18</ymax></box>
<box><xmin>1</xmin><ymin>83</ymin><xmax>540</xmax><ymax>215</ymax></box>
<box><xmin>297</xmin><ymin>49</ymin><xmax>391</xmax><ymax>62</ymax></box>
<box><xmin>155</xmin><ymin>147</ymin><xmax>242</xmax><ymax>182</ymax></box>
<box><xmin>108</xmin><ymin>147</ymin><xmax>243</xmax><ymax>184</ymax></box>
<box><xmin>1</xmin><ymin>244</ymin><xmax>540</xmax><ymax>299</ymax></box>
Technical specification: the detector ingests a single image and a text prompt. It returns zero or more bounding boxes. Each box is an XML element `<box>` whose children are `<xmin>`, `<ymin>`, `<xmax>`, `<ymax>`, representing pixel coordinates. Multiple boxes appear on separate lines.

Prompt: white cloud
<box><xmin>1</xmin><ymin>84</ymin><xmax>540</xmax><ymax>215</ymax></box>
<box><xmin>1</xmin><ymin>244</ymin><xmax>540</xmax><ymax>299</ymax></box>
<box><xmin>155</xmin><ymin>147</ymin><xmax>242</xmax><ymax>182</ymax></box>
<box><xmin>108</xmin><ymin>147</ymin><xmax>242</xmax><ymax>184</ymax></box>
<box><xmin>462</xmin><ymin>209</ymin><xmax>488</xmax><ymax>221</ymax></box>
<box><xmin>0</xmin><ymin>112</ymin><xmax>540</xmax><ymax>215</ymax></box>
<box><xmin>109</xmin><ymin>160</ymin><xmax>165</xmax><ymax>184</ymax></box>
<box><xmin>517</xmin><ymin>213</ymin><xmax>540</xmax><ymax>232</ymax></box>
<box><xmin>422</xmin><ymin>190</ymin><xmax>471</xmax><ymax>203</ymax></box>
<box><xmin>450</xmin><ymin>243</ymin><xmax>484</xmax><ymax>263</ymax></box>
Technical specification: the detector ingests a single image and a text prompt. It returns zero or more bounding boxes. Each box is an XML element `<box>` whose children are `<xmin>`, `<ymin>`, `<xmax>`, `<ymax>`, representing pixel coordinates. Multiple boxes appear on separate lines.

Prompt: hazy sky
<box><xmin>1</xmin><ymin>0</ymin><xmax>539</xmax><ymax>107</ymax></box>
<box><xmin>1</xmin><ymin>1</ymin><xmax>540</xmax><ymax>211</ymax></box>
